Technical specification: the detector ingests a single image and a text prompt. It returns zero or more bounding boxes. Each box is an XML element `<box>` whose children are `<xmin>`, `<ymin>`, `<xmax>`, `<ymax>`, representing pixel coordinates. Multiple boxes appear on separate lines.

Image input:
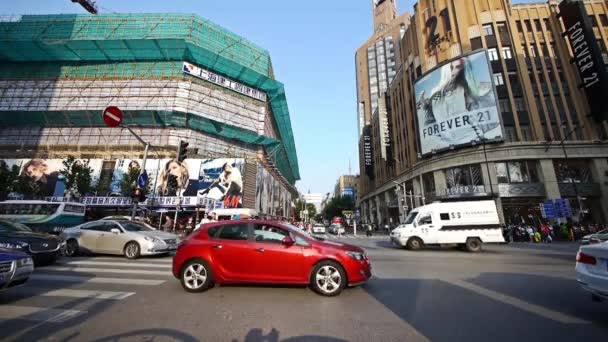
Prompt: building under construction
<box><xmin>0</xmin><ymin>14</ymin><xmax>300</xmax><ymax>219</ymax></box>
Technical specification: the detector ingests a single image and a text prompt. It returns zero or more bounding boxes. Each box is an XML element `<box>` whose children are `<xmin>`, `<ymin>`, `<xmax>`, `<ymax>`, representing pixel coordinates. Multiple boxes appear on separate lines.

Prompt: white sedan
<box><xmin>576</xmin><ymin>242</ymin><xmax>608</xmax><ymax>302</ymax></box>
<box><xmin>311</xmin><ymin>224</ymin><xmax>326</xmax><ymax>234</ymax></box>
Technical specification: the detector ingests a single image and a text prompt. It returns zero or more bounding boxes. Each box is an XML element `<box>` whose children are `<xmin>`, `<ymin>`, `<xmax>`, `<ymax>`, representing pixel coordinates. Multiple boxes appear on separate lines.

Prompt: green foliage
<box><xmin>119</xmin><ymin>166</ymin><xmax>150</xmax><ymax>197</ymax></box>
<box><xmin>321</xmin><ymin>195</ymin><xmax>355</xmax><ymax>221</ymax></box>
<box><xmin>60</xmin><ymin>156</ymin><xmax>94</xmax><ymax>199</ymax></box>
<box><xmin>305</xmin><ymin>203</ymin><xmax>317</xmax><ymax>218</ymax></box>
<box><xmin>0</xmin><ymin>161</ymin><xmax>20</xmax><ymax>200</ymax></box>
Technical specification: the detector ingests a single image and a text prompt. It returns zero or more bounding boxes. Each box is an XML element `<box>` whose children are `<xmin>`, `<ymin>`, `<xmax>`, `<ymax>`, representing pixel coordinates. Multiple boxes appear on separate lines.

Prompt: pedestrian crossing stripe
<box><xmin>42</xmin><ymin>266</ymin><xmax>170</xmax><ymax>276</ymax></box>
<box><xmin>19</xmin><ymin>288</ymin><xmax>136</xmax><ymax>300</ymax></box>
<box><xmin>0</xmin><ymin>305</ymin><xmax>85</xmax><ymax>323</ymax></box>
<box><xmin>67</xmin><ymin>256</ymin><xmax>173</xmax><ymax>263</ymax></box>
<box><xmin>30</xmin><ymin>274</ymin><xmax>166</xmax><ymax>286</ymax></box>
<box><xmin>59</xmin><ymin>260</ymin><xmax>171</xmax><ymax>269</ymax></box>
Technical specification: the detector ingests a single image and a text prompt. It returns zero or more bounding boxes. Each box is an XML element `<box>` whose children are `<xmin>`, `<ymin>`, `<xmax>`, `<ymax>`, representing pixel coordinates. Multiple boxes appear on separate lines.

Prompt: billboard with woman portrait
<box><xmin>414</xmin><ymin>49</ymin><xmax>503</xmax><ymax>155</ymax></box>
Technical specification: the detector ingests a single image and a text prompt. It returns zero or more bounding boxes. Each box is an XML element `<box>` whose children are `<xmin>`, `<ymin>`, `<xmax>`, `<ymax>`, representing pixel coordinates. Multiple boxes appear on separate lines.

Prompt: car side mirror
<box><xmin>111</xmin><ymin>228</ymin><xmax>121</xmax><ymax>234</ymax></box>
<box><xmin>282</xmin><ymin>236</ymin><xmax>295</xmax><ymax>247</ymax></box>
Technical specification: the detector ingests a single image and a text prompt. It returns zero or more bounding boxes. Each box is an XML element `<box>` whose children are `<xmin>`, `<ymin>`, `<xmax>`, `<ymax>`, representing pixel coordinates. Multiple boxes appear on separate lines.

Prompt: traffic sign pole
<box><xmin>131</xmin><ymin>142</ymin><xmax>149</xmax><ymax>220</ymax></box>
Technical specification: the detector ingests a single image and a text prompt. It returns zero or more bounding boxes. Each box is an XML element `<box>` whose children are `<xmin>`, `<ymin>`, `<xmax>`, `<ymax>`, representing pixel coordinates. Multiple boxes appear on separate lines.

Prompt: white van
<box><xmin>390</xmin><ymin>200</ymin><xmax>504</xmax><ymax>252</ymax></box>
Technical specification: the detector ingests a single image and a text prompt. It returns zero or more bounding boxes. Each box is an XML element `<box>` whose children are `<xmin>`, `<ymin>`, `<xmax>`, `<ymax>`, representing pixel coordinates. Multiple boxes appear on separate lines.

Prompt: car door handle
<box><xmin>255</xmin><ymin>248</ymin><xmax>265</xmax><ymax>253</ymax></box>
<box><xmin>213</xmin><ymin>245</ymin><xmax>223</xmax><ymax>249</ymax></box>
<box><xmin>428</xmin><ymin>225</ymin><xmax>434</xmax><ymax>228</ymax></box>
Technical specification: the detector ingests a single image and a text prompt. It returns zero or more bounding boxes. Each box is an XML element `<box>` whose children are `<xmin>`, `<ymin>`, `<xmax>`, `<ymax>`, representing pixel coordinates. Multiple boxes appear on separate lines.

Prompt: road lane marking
<box><xmin>68</xmin><ymin>257</ymin><xmax>173</xmax><ymax>263</ymax></box>
<box><xmin>445</xmin><ymin>279</ymin><xmax>589</xmax><ymax>324</ymax></box>
<box><xmin>59</xmin><ymin>260</ymin><xmax>171</xmax><ymax>269</ymax></box>
<box><xmin>30</xmin><ymin>274</ymin><xmax>165</xmax><ymax>286</ymax></box>
<box><xmin>42</xmin><ymin>266</ymin><xmax>170</xmax><ymax>276</ymax></box>
<box><xmin>22</xmin><ymin>288</ymin><xmax>135</xmax><ymax>300</ymax></box>
<box><xmin>0</xmin><ymin>305</ymin><xmax>84</xmax><ymax>323</ymax></box>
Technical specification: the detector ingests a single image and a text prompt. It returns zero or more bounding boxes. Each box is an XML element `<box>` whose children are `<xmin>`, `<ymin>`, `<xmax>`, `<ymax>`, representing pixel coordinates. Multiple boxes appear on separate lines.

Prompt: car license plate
<box><xmin>168</xmin><ymin>245</ymin><xmax>177</xmax><ymax>250</ymax></box>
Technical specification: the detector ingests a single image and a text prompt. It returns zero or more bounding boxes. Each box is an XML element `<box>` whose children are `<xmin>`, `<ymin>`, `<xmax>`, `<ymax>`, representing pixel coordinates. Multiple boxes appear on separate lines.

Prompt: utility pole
<box><xmin>121</xmin><ymin>125</ymin><xmax>150</xmax><ymax>221</ymax></box>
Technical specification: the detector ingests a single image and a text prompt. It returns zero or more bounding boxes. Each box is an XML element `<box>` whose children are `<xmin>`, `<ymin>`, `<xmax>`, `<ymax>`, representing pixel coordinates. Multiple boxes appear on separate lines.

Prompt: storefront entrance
<box><xmin>501</xmin><ymin>197</ymin><xmax>544</xmax><ymax>225</ymax></box>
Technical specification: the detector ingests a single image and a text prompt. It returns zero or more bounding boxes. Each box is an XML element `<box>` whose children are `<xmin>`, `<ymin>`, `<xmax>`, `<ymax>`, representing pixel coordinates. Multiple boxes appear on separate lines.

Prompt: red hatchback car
<box><xmin>172</xmin><ymin>220</ymin><xmax>371</xmax><ymax>296</ymax></box>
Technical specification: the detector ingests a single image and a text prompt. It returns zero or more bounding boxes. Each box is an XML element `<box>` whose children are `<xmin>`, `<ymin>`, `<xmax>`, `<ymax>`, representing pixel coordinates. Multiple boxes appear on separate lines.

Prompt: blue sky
<box><xmin>0</xmin><ymin>0</ymin><xmax>541</xmax><ymax>195</ymax></box>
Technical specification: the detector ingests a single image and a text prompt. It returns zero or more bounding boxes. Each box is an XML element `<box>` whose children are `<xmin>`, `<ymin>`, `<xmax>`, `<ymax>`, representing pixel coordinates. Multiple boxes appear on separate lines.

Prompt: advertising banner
<box><xmin>5</xmin><ymin>159</ymin><xmax>102</xmax><ymax>198</ymax></box>
<box><xmin>196</xmin><ymin>158</ymin><xmax>244</xmax><ymax>209</ymax></box>
<box><xmin>183</xmin><ymin>62</ymin><xmax>267</xmax><ymax>102</ymax></box>
<box><xmin>414</xmin><ymin>50</ymin><xmax>503</xmax><ymax>155</ymax></box>
<box><xmin>362</xmin><ymin>125</ymin><xmax>374</xmax><ymax>179</ymax></box>
<box><xmin>559</xmin><ymin>0</ymin><xmax>608</xmax><ymax>122</ymax></box>
<box><xmin>342</xmin><ymin>187</ymin><xmax>355</xmax><ymax>199</ymax></box>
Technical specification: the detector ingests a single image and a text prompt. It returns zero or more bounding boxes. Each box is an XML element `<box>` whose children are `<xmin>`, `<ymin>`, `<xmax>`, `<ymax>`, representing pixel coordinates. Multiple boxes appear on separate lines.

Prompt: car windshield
<box><xmin>597</xmin><ymin>229</ymin><xmax>608</xmax><ymax>235</ymax></box>
<box><xmin>0</xmin><ymin>220</ymin><xmax>33</xmax><ymax>233</ymax></box>
<box><xmin>403</xmin><ymin>211</ymin><xmax>418</xmax><ymax>225</ymax></box>
<box><xmin>117</xmin><ymin>221</ymin><xmax>154</xmax><ymax>232</ymax></box>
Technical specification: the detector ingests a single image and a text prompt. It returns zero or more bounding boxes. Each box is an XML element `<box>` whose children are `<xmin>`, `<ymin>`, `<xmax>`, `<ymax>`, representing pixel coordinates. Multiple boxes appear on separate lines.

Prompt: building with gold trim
<box><xmin>357</xmin><ymin>0</ymin><xmax>608</xmax><ymax>226</ymax></box>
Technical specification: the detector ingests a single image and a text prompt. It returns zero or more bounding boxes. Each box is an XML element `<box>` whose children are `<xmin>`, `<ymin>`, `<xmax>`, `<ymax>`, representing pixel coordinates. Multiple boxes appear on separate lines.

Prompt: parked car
<box><xmin>172</xmin><ymin>220</ymin><xmax>371</xmax><ymax>296</ymax></box>
<box><xmin>328</xmin><ymin>224</ymin><xmax>345</xmax><ymax>235</ymax></box>
<box><xmin>576</xmin><ymin>242</ymin><xmax>608</xmax><ymax>302</ymax></box>
<box><xmin>311</xmin><ymin>224</ymin><xmax>326</xmax><ymax>234</ymax></box>
<box><xmin>0</xmin><ymin>248</ymin><xmax>34</xmax><ymax>290</ymax></box>
<box><xmin>61</xmin><ymin>219</ymin><xmax>180</xmax><ymax>259</ymax></box>
<box><xmin>0</xmin><ymin>220</ymin><xmax>64</xmax><ymax>265</ymax></box>
<box><xmin>581</xmin><ymin>229</ymin><xmax>608</xmax><ymax>245</ymax></box>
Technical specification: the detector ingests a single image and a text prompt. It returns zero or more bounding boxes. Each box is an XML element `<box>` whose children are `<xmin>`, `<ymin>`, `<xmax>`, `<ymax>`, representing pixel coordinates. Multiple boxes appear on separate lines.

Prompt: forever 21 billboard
<box><xmin>559</xmin><ymin>0</ymin><xmax>608</xmax><ymax>123</ymax></box>
<box><xmin>414</xmin><ymin>49</ymin><xmax>503</xmax><ymax>156</ymax></box>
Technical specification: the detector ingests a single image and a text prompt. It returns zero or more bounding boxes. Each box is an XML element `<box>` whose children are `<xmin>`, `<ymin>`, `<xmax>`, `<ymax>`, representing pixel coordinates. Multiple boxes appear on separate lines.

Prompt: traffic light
<box><xmin>177</xmin><ymin>140</ymin><xmax>189</xmax><ymax>162</ymax></box>
<box><xmin>134</xmin><ymin>188</ymin><xmax>146</xmax><ymax>203</ymax></box>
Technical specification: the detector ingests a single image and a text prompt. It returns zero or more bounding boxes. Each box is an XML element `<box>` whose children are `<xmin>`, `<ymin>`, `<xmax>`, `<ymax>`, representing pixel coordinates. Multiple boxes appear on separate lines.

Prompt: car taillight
<box><xmin>576</xmin><ymin>252</ymin><xmax>597</xmax><ymax>265</ymax></box>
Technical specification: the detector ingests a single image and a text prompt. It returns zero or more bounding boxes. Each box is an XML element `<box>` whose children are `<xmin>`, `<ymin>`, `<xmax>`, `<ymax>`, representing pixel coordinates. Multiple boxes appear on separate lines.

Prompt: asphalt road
<box><xmin>1</xmin><ymin>237</ymin><xmax>607</xmax><ymax>342</ymax></box>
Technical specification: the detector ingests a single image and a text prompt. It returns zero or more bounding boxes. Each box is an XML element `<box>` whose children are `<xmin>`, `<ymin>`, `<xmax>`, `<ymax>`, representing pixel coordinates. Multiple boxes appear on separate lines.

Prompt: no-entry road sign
<box><xmin>102</xmin><ymin>106</ymin><xmax>124</xmax><ymax>127</ymax></box>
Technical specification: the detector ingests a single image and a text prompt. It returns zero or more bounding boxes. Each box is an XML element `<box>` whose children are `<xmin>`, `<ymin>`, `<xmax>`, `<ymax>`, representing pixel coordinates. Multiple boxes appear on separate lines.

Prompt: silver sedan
<box><xmin>60</xmin><ymin>219</ymin><xmax>180</xmax><ymax>259</ymax></box>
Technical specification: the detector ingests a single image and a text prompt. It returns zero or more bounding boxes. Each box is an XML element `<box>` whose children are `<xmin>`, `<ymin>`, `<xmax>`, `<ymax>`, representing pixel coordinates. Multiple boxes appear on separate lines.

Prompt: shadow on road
<box><xmin>233</xmin><ymin>328</ymin><xmax>348</xmax><ymax>342</ymax></box>
<box><xmin>467</xmin><ymin>272</ymin><xmax>608</xmax><ymax>325</ymax></box>
<box><xmin>89</xmin><ymin>328</ymin><xmax>199</xmax><ymax>342</ymax></box>
<box><xmin>0</xmin><ymin>261</ymin><xmax>121</xmax><ymax>341</ymax></box>
<box><xmin>363</xmin><ymin>276</ymin><xmax>608</xmax><ymax>342</ymax></box>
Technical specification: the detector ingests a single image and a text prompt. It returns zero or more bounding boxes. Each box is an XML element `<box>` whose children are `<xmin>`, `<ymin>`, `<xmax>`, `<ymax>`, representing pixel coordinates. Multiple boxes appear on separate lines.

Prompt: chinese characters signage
<box><xmin>183</xmin><ymin>62</ymin><xmax>267</xmax><ymax>102</ymax></box>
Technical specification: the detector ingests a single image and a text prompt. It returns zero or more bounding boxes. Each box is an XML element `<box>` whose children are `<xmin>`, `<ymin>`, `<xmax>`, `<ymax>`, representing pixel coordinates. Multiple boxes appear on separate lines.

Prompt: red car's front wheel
<box><xmin>180</xmin><ymin>259</ymin><xmax>213</xmax><ymax>293</ymax></box>
<box><xmin>310</xmin><ymin>261</ymin><xmax>346</xmax><ymax>296</ymax></box>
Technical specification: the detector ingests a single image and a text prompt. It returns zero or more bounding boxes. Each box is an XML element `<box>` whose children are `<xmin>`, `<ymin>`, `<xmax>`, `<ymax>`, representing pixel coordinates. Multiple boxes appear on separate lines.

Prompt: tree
<box><xmin>119</xmin><ymin>166</ymin><xmax>150</xmax><ymax>198</ymax></box>
<box><xmin>0</xmin><ymin>161</ymin><xmax>20</xmax><ymax>200</ymax></box>
<box><xmin>294</xmin><ymin>197</ymin><xmax>306</xmax><ymax>221</ymax></box>
<box><xmin>321</xmin><ymin>195</ymin><xmax>355</xmax><ymax>221</ymax></box>
<box><xmin>60</xmin><ymin>156</ymin><xmax>93</xmax><ymax>199</ymax></box>
<box><xmin>305</xmin><ymin>203</ymin><xmax>317</xmax><ymax>219</ymax></box>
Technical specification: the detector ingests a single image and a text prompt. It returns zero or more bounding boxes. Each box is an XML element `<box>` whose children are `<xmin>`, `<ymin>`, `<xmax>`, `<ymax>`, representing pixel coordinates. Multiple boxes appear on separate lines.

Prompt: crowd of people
<box><xmin>503</xmin><ymin>222</ymin><xmax>606</xmax><ymax>243</ymax></box>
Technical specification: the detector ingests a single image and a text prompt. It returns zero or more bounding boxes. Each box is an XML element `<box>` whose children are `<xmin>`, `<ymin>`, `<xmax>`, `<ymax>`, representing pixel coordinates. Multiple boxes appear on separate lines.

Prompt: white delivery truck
<box><xmin>390</xmin><ymin>200</ymin><xmax>504</xmax><ymax>252</ymax></box>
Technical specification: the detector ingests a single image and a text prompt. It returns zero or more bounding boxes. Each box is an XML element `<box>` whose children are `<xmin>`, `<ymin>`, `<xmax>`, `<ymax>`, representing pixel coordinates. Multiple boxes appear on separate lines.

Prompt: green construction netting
<box><xmin>0</xmin><ymin>14</ymin><xmax>299</xmax><ymax>181</ymax></box>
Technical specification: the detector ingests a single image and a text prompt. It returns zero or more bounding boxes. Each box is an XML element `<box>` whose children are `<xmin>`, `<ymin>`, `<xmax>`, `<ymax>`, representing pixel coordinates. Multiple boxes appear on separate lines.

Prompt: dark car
<box><xmin>0</xmin><ymin>248</ymin><xmax>34</xmax><ymax>290</ymax></box>
<box><xmin>0</xmin><ymin>220</ymin><xmax>64</xmax><ymax>265</ymax></box>
<box><xmin>173</xmin><ymin>220</ymin><xmax>371</xmax><ymax>296</ymax></box>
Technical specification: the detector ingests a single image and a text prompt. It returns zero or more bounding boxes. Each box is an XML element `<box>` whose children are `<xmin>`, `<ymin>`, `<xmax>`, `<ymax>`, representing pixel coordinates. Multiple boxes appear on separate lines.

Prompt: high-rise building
<box><xmin>356</xmin><ymin>1</ymin><xmax>411</xmax><ymax>199</ymax></box>
<box><xmin>357</xmin><ymin>0</ymin><xmax>608</xmax><ymax>226</ymax></box>
<box><xmin>0</xmin><ymin>14</ymin><xmax>299</xmax><ymax>219</ymax></box>
<box><xmin>334</xmin><ymin>175</ymin><xmax>359</xmax><ymax>202</ymax></box>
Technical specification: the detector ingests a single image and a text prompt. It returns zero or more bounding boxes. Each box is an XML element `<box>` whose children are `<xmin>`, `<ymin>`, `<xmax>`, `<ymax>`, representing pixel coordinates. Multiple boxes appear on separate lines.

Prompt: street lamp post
<box><xmin>393</xmin><ymin>181</ymin><xmax>408</xmax><ymax>223</ymax></box>
<box><xmin>545</xmin><ymin>124</ymin><xmax>584</xmax><ymax>221</ymax></box>
<box><xmin>472</xmin><ymin>126</ymin><xmax>494</xmax><ymax>197</ymax></box>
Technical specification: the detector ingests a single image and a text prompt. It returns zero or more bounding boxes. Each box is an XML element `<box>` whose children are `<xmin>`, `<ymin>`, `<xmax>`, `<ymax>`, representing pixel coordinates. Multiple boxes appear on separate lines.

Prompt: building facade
<box><xmin>303</xmin><ymin>193</ymin><xmax>325</xmax><ymax>215</ymax></box>
<box><xmin>334</xmin><ymin>175</ymin><xmax>359</xmax><ymax>202</ymax></box>
<box><xmin>357</xmin><ymin>0</ymin><xmax>608</xmax><ymax>226</ymax></box>
<box><xmin>0</xmin><ymin>14</ymin><xmax>299</xmax><ymax>219</ymax></box>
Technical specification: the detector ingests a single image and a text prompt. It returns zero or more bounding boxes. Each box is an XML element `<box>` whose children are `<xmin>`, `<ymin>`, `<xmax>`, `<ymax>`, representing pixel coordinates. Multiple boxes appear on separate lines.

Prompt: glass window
<box><xmin>0</xmin><ymin>221</ymin><xmax>32</xmax><ymax>233</ymax></box>
<box><xmin>118</xmin><ymin>221</ymin><xmax>153</xmax><ymax>232</ymax></box>
<box><xmin>440</xmin><ymin>213</ymin><xmax>450</xmax><ymax>220</ymax></box>
<box><xmin>294</xmin><ymin>235</ymin><xmax>310</xmax><ymax>247</ymax></box>
<box><xmin>516</xmin><ymin>21</ymin><xmax>523</xmax><ymax>33</ymax></box>
<box><xmin>218</xmin><ymin>224</ymin><xmax>249</xmax><ymax>241</ymax></box>
<box><xmin>508</xmin><ymin>161</ymin><xmax>526</xmax><ymax>183</ymax></box>
<box><xmin>495</xmin><ymin>163</ymin><xmax>509</xmax><ymax>183</ymax></box>
<box><xmin>81</xmin><ymin>222</ymin><xmax>107</xmax><ymax>231</ymax></box>
<box><xmin>488</xmin><ymin>48</ymin><xmax>499</xmax><ymax>61</ymax></box>
<box><xmin>207</xmin><ymin>226</ymin><xmax>219</xmax><ymax>238</ymax></box>
<box><xmin>534</xmin><ymin>19</ymin><xmax>542</xmax><ymax>31</ymax></box>
<box><xmin>501</xmin><ymin>46</ymin><xmax>513</xmax><ymax>59</ymax></box>
<box><xmin>418</xmin><ymin>214</ymin><xmax>432</xmax><ymax>225</ymax></box>
<box><xmin>493</xmin><ymin>73</ymin><xmax>504</xmax><ymax>86</ymax></box>
<box><xmin>253</xmin><ymin>224</ymin><xmax>288</xmax><ymax>244</ymax></box>
<box><xmin>600</xmin><ymin>14</ymin><xmax>608</xmax><ymax>27</ymax></box>
<box><xmin>525</xmin><ymin>20</ymin><xmax>532</xmax><ymax>32</ymax></box>
<box><xmin>589</xmin><ymin>15</ymin><xmax>598</xmax><ymax>27</ymax></box>
<box><xmin>482</xmin><ymin>24</ymin><xmax>494</xmax><ymax>36</ymax></box>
